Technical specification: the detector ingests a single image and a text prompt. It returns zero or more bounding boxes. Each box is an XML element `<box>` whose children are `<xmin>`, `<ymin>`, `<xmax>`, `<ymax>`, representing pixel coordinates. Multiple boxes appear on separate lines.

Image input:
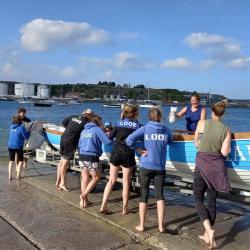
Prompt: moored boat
<box><xmin>42</xmin><ymin>125</ymin><xmax>250</xmax><ymax>191</ymax></box>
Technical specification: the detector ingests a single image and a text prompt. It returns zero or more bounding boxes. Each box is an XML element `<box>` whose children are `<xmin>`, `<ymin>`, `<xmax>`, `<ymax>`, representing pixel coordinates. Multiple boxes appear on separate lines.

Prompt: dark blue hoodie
<box><xmin>78</xmin><ymin>122</ymin><xmax>112</xmax><ymax>157</ymax></box>
<box><xmin>126</xmin><ymin>121</ymin><xmax>172</xmax><ymax>170</ymax></box>
<box><xmin>8</xmin><ymin>123</ymin><xmax>30</xmax><ymax>149</ymax></box>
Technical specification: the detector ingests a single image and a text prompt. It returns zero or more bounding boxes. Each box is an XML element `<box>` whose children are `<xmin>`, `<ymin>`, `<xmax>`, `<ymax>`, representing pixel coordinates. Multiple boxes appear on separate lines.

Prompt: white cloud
<box><xmin>20</xmin><ymin>19</ymin><xmax>111</xmax><ymax>51</ymax></box>
<box><xmin>184</xmin><ymin>32</ymin><xmax>242</xmax><ymax>60</ymax></box>
<box><xmin>226</xmin><ymin>57</ymin><xmax>250</xmax><ymax>69</ymax></box>
<box><xmin>161</xmin><ymin>57</ymin><xmax>192</xmax><ymax>69</ymax></box>
<box><xmin>114</xmin><ymin>51</ymin><xmax>154</xmax><ymax>69</ymax></box>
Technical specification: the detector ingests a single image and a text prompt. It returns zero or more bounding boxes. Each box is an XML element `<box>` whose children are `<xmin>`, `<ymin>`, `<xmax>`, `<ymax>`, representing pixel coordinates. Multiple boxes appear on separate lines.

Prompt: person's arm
<box><xmin>21</xmin><ymin>126</ymin><xmax>30</xmax><ymax>140</ymax></box>
<box><xmin>221</xmin><ymin>129</ymin><xmax>231</xmax><ymax>157</ymax></box>
<box><xmin>200</xmin><ymin>107</ymin><xmax>206</xmax><ymax>120</ymax></box>
<box><xmin>108</xmin><ymin>127</ymin><xmax>117</xmax><ymax>140</ymax></box>
<box><xmin>125</xmin><ymin>127</ymin><xmax>145</xmax><ymax>149</ymax></box>
<box><xmin>194</xmin><ymin>120</ymin><xmax>204</xmax><ymax>148</ymax></box>
<box><xmin>97</xmin><ymin>128</ymin><xmax>112</xmax><ymax>144</ymax></box>
<box><xmin>175</xmin><ymin>107</ymin><xmax>187</xmax><ymax>119</ymax></box>
<box><xmin>62</xmin><ymin>115</ymin><xmax>73</xmax><ymax>127</ymax></box>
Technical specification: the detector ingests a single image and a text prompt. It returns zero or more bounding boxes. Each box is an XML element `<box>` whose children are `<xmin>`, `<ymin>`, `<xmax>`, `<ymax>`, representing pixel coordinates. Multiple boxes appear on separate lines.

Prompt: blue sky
<box><xmin>1</xmin><ymin>0</ymin><xmax>250</xmax><ymax>99</ymax></box>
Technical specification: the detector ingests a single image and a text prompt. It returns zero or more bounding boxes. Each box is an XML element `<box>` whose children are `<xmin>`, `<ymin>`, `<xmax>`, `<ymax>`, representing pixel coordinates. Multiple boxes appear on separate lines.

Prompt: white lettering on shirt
<box><xmin>72</xmin><ymin>117</ymin><xmax>82</xmax><ymax>124</ymax></box>
<box><xmin>145</xmin><ymin>134</ymin><xmax>168</xmax><ymax>141</ymax></box>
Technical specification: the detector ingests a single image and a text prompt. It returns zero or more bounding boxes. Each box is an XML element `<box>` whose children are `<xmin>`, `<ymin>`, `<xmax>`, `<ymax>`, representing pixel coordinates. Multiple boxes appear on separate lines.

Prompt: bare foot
<box><xmin>59</xmin><ymin>185</ymin><xmax>69</xmax><ymax>192</ymax></box>
<box><xmin>207</xmin><ymin>229</ymin><xmax>216</xmax><ymax>249</ymax></box>
<box><xmin>99</xmin><ymin>206</ymin><xmax>112</xmax><ymax>214</ymax></box>
<box><xmin>158</xmin><ymin>224</ymin><xmax>165</xmax><ymax>233</ymax></box>
<box><xmin>8</xmin><ymin>176</ymin><xmax>12</xmax><ymax>180</ymax></box>
<box><xmin>135</xmin><ymin>225</ymin><xmax>144</xmax><ymax>232</ymax></box>
<box><xmin>198</xmin><ymin>232</ymin><xmax>210</xmax><ymax>244</ymax></box>
<box><xmin>122</xmin><ymin>206</ymin><xmax>129</xmax><ymax>215</ymax></box>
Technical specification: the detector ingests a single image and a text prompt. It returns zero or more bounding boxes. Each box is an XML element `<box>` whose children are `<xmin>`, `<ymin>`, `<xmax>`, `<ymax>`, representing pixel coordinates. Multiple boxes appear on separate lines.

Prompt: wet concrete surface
<box><xmin>1</xmin><ymin>159</ymin><xmax>250</xmax><ymax>249</ymax></box>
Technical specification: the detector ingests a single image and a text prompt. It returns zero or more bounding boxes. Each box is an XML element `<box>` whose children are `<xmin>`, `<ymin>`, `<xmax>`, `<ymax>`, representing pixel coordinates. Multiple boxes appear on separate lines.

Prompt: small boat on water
<box><xmin>42</xmin><ymin>124</ymin><xmax>250</xmax><ymax>192</ymax></box>
<box><xmin>34</xmin><ymin>100</ymin><xmax>52</xmax><ymax>107</ymax></box>
<box><xmin>103</xmin><ymin>103</ymin><xmax>121</xmax><ymax>108</ymax></box>
<box><xmin>139</xmin><ymin>100</ymin><xmax>161</xmax><ymax>108</ymax></box>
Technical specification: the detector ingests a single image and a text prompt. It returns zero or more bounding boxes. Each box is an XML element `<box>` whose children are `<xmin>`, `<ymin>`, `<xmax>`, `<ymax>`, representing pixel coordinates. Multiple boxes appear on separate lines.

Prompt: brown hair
<box><xmin>12</xmin><ymin>115</ymin><xmax>22</xmax><ymax>124</ymax></box>
<box><xmin>191</xmin><ymin>93</ymin><xmax>201</xmax><ymax>102</ymax></box>
<box><xmin>121</xmin><ymin>104</ymin><xmax>138</xmax><ymax>120</ymax></box>
<box><xmin>90</xmin><ymin>114</ymin><xmax>102</xmax><ymax>126</ymax></box>
<box><xmin>211</xmin><ymin>101</ymin><xmax>227</xmax><ymax>117</ymax></box>
<box><xmin>148</xmin><ymin>108</ymin><xmax>162</xmax><ymax>122</ymax></box>
<box><xmin>18</xmin><ymin>107</ymin><xmax>27</xmax><ymax>113</ymax></box>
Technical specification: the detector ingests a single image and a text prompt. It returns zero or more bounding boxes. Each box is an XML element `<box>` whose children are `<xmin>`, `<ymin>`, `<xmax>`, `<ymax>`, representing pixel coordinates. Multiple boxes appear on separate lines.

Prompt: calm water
<box><xmin>1</xmin><ymin>101</ymin><xmax>250</xmax><ymax>157</ymax></box>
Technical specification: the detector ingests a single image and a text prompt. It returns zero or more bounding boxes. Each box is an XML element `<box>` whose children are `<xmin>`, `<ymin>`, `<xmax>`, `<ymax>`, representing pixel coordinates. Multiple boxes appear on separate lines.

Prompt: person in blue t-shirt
<box><xmin>78</xmin><ymin>114</ymin><xmax>112</xmax><ymax>208</ymax></box>
<box><xmin>176</xmin><ymin>93</ymin><xmax>206</xmax><ymax>132</ymax></box>
<box><xmin>7</xmin><ymin>115</ymin><xmax>30</xmax><ymax>180</ymax></box>
<box><xmin>100</xmin><ymin>104</ymin><xmax>140</xmax><ymax>215</ymax></box>
<box><xmin>126</xmin><ymin>108</ymin><xmax>172</xmax><ymax>233</ymax></box>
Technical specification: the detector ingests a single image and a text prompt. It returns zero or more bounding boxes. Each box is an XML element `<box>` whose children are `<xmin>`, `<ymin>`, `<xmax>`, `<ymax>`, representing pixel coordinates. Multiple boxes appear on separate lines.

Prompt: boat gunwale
<box><xmin>45</xmin><ymin>128</ymin><xmax>250</xmax><ymax>141</ymax></box>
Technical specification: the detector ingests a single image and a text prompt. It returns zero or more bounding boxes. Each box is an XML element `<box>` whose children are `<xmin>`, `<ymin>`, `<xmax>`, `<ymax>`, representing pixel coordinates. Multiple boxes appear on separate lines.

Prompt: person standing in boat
<box><xmin>17</xmin><ymin>107</ymin><xmax>31</xmax><ymax>123</ymax></box>
<box><xmin>7</xmin><ymin>115</ymin><xmax>30</xmax><ymax>180</ymax></box>
<box><xmin>126</xmin><ymin>108</ymin><xmax>172</xmax><ymax>232</ymax></box>
<box><xmin>78</xmin><ymin>114</ymin><xmax>112</xmax><ymax>208</ymax></box>
<box><xmin>100</xmin><ymin>104</ymin><xmax>140</xmax><ymax>215</ymax></box>
<box><xmin>175</xmin><ymin>94</ymin><xmax>206</xmax><ymax>132</ymax></box>
<box><xmin>194</xmin><ymin>101</ymin><xmax>231</xmax><ymax>249</ymax></box>
<box><xmin>56</xmin><ymin>109</ymin><xmax>93</xmax><ymax>191</ymax></box>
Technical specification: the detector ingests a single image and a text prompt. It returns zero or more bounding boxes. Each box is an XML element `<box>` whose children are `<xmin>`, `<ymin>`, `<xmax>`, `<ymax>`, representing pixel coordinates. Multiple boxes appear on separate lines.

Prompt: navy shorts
<box><xmin>59</xmin><ymin>138</ymin><xmax>76</xmax><ymax>160</ymax></box>
<box><xmin>110</xmin><ymin>151</ymin><xmax>135</xmax><ymax>168</ymax></box>
<box><xmin>8</xmin><ymin>148</ymin><xmax>24</xmax><ymax>161</ymax></box>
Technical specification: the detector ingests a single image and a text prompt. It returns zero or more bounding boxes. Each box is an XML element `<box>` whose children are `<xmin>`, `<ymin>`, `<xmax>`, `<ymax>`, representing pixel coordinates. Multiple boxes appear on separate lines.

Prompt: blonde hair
<box><xmin>211</xmin><ymin>101</ymin><xmax>227</xmax><ymax>117</ymax></box>
<box><xmin>121</xmin><ymin>104</ymin><xmax>138</xmax><ymax>119</ymax></box>
<box><xmin>148</xmin><ymin>108</ymin><xmax>162</xmax><ymax>122</ymax></box>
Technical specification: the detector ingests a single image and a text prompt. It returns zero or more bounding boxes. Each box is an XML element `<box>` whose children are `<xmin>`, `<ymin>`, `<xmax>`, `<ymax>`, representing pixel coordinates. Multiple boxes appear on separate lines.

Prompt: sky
<box><xmin>0</xmin><ymin>0</ymin><xmax>250</xmax><ymax>99</ymax></box>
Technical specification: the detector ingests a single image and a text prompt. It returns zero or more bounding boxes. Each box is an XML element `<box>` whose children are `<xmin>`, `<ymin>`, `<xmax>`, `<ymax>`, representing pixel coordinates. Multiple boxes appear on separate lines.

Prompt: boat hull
<box><xmin>43</xmin><ymin>126</ymin><xmax>250</xmax><ymax>191</ymax></box>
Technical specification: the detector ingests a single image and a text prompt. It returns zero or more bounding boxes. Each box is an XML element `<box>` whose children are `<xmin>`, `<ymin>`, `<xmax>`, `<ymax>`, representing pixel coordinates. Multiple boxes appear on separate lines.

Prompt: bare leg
<box><xmin>59</xmin><ymin>158</ymin><xmax>70</xmax><ymax>191</ymax></box>
<box><xmin>56</xmin><ymin>158</ymin><xmax>63</xmax><ymax>188</ymax></box>
<box><xmin>8</xmin><ymin>161</ymin><xmax>14</xmax><ymax>180</ymax></box>
<box><xmin>203</xmin><ymin>219</ymin><xmax>216</xmax><ymax>249</ymax></box>
<box><xmin>84</xmin><ymin>170</ymin><xmax>101</xmax><ymax>196</ymax></box>
<box><xmin>16</xmin><ymin>161</ymin><xmax>23</xmax><ymax>179</ymax></box>
<box><xmin>122</xmin><ymin>166</ymin><xmax>133</xmax><ymax>215</ymax></box>
<box><xmin>157</xmin><ymin>200</ymin><xmax>165</xmax><ymax>232</ymax></box>
<box><xmin>80</xmin><ymin>169</ymin><xmax>90</xmax><ymax>208</ymax></box>
<box><xmin>135</xmin><ymin>202</ymin><xmax>147</xmax><ymax>232</ymax></box>
<box><xmin>100</xmin><ymin>164</ymin><xmax>119</xmax><ymax>212</ymax></box>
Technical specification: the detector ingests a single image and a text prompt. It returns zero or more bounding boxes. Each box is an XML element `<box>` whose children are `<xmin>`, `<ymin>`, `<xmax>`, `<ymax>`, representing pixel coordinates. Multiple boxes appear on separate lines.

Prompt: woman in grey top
<box><xmin>194</xmin><ymin>101</ymin><xmax>231</xmax><ymax>249</ymax></box>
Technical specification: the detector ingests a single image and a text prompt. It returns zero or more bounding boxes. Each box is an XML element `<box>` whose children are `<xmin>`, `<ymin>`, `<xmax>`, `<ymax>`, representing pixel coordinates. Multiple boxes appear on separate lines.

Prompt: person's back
<box><xmin>8</xmin><ymin>122</ymin><xmax>29</xmax><ymax>149</ymax></box>
<box><xmin>62</xmin><ymin>114</ymin><xmax>89</xmax><ymax>145</ymax></box>
<box><xmin>79</xmin><ymin>122</ymin><xmax>111</xmax><ymax>157</ymax></box>
<box><xmin>128</xmin><ymin>121</ymin><xmax>171</xmax><ymax>170</ymax></box>
<box><xmin>110</xmin><ymin>118</ymin><xmax>140</xmax><ymax>154</ymax></box>
<box><xmin>198</xmin><ymin>119</ymin><xmax>228</xmax><ymax>154</ymax></box>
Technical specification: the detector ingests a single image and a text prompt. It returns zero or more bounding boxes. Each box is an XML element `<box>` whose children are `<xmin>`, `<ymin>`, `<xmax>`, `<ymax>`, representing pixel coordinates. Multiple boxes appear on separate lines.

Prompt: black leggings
<box><xmin>193</xmin><ymin>169</ymin><xmax>218</xmax><ymax>225</ymax></box>
<box><xmin>139</xmin><ymin>167</ymin><xmax>165</xmax><ymax>203</ymax></box>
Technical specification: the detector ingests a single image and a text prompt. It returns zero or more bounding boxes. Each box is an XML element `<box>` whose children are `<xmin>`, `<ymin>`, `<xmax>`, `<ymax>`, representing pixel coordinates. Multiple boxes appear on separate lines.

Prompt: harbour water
<box><xmin>1</xmin><ymin>101</ymin><xmax>250</xmax><ymax>157</ymax></box>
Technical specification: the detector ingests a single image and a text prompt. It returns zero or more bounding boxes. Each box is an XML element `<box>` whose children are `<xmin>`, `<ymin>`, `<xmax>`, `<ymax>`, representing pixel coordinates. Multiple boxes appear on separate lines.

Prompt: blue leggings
<box><xmin>139</xmin><ymin>167</ymin><xmax>165</xmax><ymax>203</ymax></box>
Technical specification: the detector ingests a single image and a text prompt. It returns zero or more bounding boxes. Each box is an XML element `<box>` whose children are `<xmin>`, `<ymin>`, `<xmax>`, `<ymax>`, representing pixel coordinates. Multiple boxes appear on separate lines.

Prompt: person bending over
<box><xmin>56</xmin><ymin>109</ymin><xmax>93</xmax><ymax>191</ymax></box>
